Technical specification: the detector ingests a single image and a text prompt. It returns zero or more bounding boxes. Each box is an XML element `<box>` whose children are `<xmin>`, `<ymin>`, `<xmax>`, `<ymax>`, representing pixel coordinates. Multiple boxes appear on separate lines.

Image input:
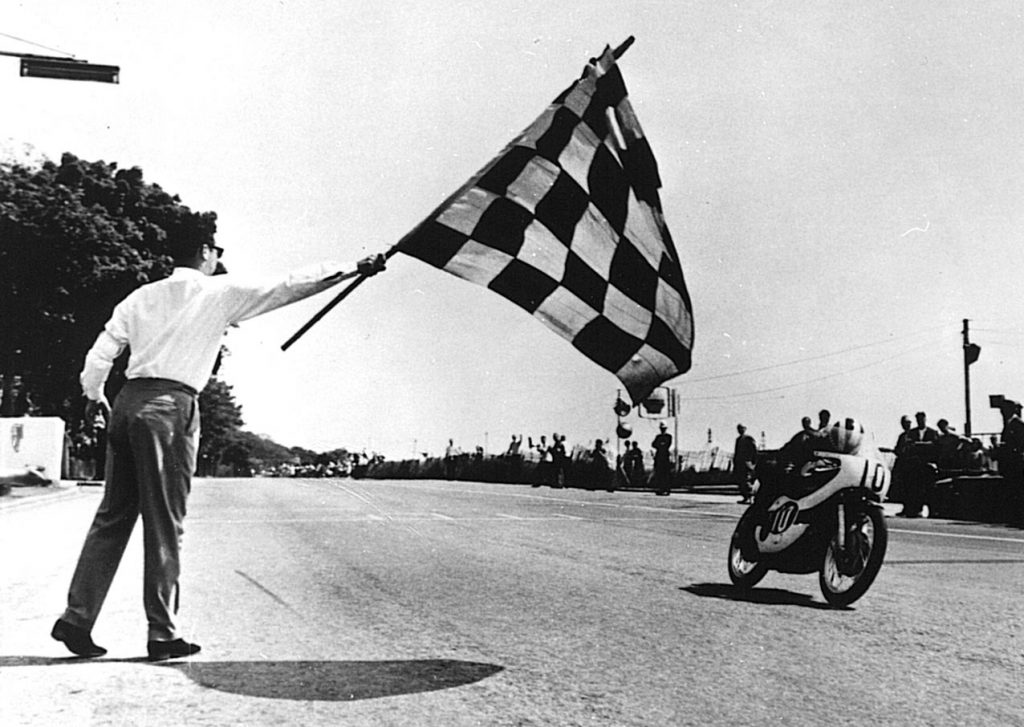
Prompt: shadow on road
<box><xmin>681</xmin><ymin>582</ymin><xmax>840</xmax><ymax>610</ymax></box>
<box><xmin>0</xmin><ymin>657</ymin><xmax>504</xmax><ymax>701</ymax></box>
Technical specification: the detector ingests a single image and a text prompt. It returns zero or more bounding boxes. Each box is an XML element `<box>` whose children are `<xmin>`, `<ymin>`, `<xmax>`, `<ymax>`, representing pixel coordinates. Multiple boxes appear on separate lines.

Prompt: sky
<box><xmin>4</xmin><ymin>1</ymin><xmax>1024</xmax><ymax>459</ymax></box>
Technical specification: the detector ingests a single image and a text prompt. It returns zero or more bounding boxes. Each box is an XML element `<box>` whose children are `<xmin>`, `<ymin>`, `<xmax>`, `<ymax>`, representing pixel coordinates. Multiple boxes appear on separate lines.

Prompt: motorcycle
<box><xmin>727</xmin><ymin>419</ymin><xmax>891</xmax><ymax>607</ymax></box>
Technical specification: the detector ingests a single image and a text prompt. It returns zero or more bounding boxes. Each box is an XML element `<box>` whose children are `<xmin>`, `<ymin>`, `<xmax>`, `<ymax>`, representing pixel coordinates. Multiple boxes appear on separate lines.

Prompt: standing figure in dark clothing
<box><xmin>89</xmin><ymin>405</ymin><xmax>108</xmax><ymax>482</ymax></box>
<box><xmin>550</xmin><ymin>433</ymin><xmax>567</xmax><ymax>488</ymax></box>
<box><xmin>890</xmin><ymin>415</ymin><xmax>913</xmax><ymax>504</ymax></box>
<box><xmin>444</xmin><ymin>439</ymin><xmax>459</xmax><ymax>480</ymax></box>
<box><xmin>998</xmin><ymin>401</ymin><xmax>1024</xmax><ymax>526</ymax></box>
<box><xmin>733</xmin><ymin>423</ymin><xmax>758</xmax><ymax>504</ymax></box>
<box><xmin>631</xmin><ymin>441</ymin><xmax>646</xmax><ymax>486</ymax></box>
<box><xmin>591</xmin><ymin>439</ymin><xmax>613</xmax><ymax>491</ymax></box>
<box><xmin>532</xmin><ymin>435</ymin><xmax>551</xmax><ymax>487</ymax></box>
<box><xmin>652</xmin><ymin>422</ymin><xmax>673</xmax><ymax>496</ymax></box>
<box><xmin>898</xmin><ymin>411</ymin><xmax>939</xmax><ymax>518</ymax></box>
<box><xmin>618</xmin><ymin>440</ymin><xmax>631</xmax><ymax>486</ymax></box>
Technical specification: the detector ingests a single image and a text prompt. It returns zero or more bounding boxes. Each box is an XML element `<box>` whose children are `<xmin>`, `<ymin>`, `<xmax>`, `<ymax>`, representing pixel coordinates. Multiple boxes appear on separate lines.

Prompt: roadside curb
<box><xmin>0</xmin><ymin>480</ymin><xmax>97</xmax><ymax>511</ymax></box>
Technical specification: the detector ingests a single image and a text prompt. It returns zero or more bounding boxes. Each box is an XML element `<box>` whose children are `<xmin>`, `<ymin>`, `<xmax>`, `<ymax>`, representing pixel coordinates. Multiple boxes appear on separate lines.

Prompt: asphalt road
<box><xmin>1</xmin><ymin>478</ymin><xmax>1022</xmax><ymax>726</ymax></box>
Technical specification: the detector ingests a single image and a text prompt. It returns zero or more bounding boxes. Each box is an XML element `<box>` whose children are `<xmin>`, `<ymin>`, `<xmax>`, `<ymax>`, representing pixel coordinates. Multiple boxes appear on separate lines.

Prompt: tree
<box><xmin>288</xmin><ymin>445</ymin><xmax>319</xmax><ymax>466</ymax></box>
<box><xmin>197</xmin><ymin>377</ymin><xmax>244</xmax><ymax>476</ymax></box>
<box><xmin>0</xmin><ymin>152</ymin><xmax>216</xmax><ymax>428</ymax></box>
<box><xmin>218</xmin><ymin>430</ymin><xmax>303</xmax><ymax>476</ymax></box>
<box><xmin>0</xmin><ymin>152</ymin><xmax>361</xmax><ymax>477</ymax></box>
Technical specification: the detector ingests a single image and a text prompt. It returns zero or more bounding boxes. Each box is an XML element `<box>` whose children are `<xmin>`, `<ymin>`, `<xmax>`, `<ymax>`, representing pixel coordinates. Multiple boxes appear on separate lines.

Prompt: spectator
<box><xmin>815</xmin><ymin>409</ymin><xmax>832</xmax><ymax>436</ymax></box>
<box><xmin>890</xmin><ymin>414</ymin><xmax>913</xmax><ymax>503</ymax></box>
<box><xmin>444</xmin><ymin>439</ymin><xmax>458</xmax><ymax>480</ymax></box>
<box><xmin>997</xmin><ymin>401</ymin><xmax>1024</xmax><ymax>526</ymax></box>
<box><xmin>629</xmin><ymin>441</ymin><xmax>646</xmax><ymax>486</ymax></box>
<box><xmin>652</xmin><ymin>422</ymin><xmax>674</xmax><ymax>496</ymax></box>
<box><xmin>617</xmin><ymin>440</ymin><xmax>630</xmax><ymax>486</ymax></box>
<box><xmin>550</xmin><ymin>433</ymin><xmax>567</xmax><ymax>488</ymax></box>
<box><xmin>894</xmin><ymin>414</ymin><xmax>913</xmax><ymax>457</ymax></box>
<box><xmin>898</xmin><ymin>411</ymin><xmax>939</xmax><ymax>518</ymax></box>
<box><xmin>935</xmin><ymin>418</ymin><xmax>970</xmax><ymax>469</ymax></box>
<box><xmin>909</xmin><ymin>411</ymin><xmax>939</xmax><ymax>448</ymax></box>
<box><xmin>965</xmin><ymin>438</ymin><xmax>986</xmax><ymax>470</ymax></box>
<box><xmin>504</xmin><ymin>434</ymin><xmax>524</xmax><ymax>482</ymax></box>
<box><xmin>733</xmin><ymin>423</ymin><xmax>758</xmax><ymax>504</ymax></box>
<box><xmin>590</xmin><ymin>439</ymin><xmax>613</xmax><ymax>492</ymax></box>
<box><xmin>531</xmin><ymin>435</ymin><xmax>551</xmax><ymax>487</ymax></box>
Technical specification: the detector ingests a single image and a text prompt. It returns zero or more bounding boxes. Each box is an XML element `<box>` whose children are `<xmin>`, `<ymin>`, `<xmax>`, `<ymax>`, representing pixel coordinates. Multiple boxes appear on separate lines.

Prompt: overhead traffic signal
<box><xmin>19</xmin><ymin>56</ymin><xmax>119</xmax><ymax>83</ymax></box>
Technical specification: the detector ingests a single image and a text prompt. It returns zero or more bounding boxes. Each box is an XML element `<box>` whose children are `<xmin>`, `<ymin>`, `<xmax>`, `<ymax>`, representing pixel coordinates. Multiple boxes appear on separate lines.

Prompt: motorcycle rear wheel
<box><xmin>819</xmin><ymin>505</ymin><xmax>887</xmax><ymax>607</ymax></box>
<box><xmin>728</xmin><ymin>508</ymin><xmax>768</xmax><ymax>589</ymax></box>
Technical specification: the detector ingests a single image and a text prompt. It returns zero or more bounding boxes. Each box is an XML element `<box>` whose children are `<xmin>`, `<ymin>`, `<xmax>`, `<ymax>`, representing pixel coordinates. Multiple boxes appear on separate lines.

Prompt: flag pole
<box><xmin>280</xmin><ymin>246</ymin><xmax>401</xmax><ymax>351</ymax></box>
<box><xmin>281</xmin><ymin>36</ymin><xmax>636</xmax><ymax>352</ymax></box>
<box><xmin>612</xmin><ymin>35</ymin><xmax>635</xmax><ymax>59</ymax></box>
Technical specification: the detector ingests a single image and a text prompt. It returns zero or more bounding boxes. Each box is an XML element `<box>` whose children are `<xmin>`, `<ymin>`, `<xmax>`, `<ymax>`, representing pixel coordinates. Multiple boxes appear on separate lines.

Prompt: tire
<box><xmin>819</xmin><ymin>505</ymin><xmax>888</xmax><ymax>608</ymax></box>
<box><xmin>728</xmin><ymin>509</ymin><xmax>768</xmax><ymax>589</ymax></box>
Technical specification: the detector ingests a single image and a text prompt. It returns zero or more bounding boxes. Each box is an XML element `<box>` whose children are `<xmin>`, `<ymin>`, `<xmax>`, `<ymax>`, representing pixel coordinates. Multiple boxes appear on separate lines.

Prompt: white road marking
<box><xmin>206</xmin><ymin>479</ymin><xmax>1024</xmax><ymax>545</ymax></box>
<box><xmin>888</xmin><ymin>527</ymin><xmax>1024</xmax><ymax>545</ymax></box>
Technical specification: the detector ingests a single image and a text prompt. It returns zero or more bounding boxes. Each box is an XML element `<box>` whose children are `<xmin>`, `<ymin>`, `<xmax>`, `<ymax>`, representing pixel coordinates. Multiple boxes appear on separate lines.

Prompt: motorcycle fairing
<box><xmin>752</xmin><ymin>452</ymin><xmax>889</xmax><ymax>555</ymax></box>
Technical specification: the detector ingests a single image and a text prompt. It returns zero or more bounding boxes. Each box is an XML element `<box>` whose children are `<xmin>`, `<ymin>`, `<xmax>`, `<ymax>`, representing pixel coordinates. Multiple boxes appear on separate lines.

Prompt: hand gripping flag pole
<box><xmin>281</xmin><ymin>35</ymin><xmax>693</xmax><ymax>407</ymax></box>
<box><xmin>280</xmin><ymin>246</ymin><xmax>399</xmax><ymax>351</ymax></box>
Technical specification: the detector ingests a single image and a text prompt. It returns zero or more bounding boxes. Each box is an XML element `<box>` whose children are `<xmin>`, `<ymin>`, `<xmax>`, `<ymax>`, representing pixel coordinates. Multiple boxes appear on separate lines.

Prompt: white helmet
<box><xmin>828</xmin><ymin>417</ymin><xmax>865</xmax><ymax>454</ymax></box>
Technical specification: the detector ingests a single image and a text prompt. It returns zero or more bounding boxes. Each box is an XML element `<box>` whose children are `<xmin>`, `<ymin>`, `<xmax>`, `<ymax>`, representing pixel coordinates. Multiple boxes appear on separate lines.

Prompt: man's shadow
<box><xmin>0</xmin><ymin>656</ymin><xmax>504</xmax><ymax>701</ymax></box>
<box><xmin>681</xmin><ymin>582</ymin><xmax>844</xmax><ymax>610</ymax></box>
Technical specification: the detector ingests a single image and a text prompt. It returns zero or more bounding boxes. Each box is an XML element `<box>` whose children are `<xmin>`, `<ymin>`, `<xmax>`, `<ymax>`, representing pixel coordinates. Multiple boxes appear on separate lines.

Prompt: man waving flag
<box><xmin>397</xmin><ymin>40</ymin><xmax>693</xmax><ymax>404</ymax></box>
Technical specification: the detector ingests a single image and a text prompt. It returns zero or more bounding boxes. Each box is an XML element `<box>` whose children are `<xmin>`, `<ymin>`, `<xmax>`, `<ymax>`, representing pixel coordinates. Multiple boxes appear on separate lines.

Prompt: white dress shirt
<box><xmin>80</xmin><ymin>262</ymin><xmax>355</xmax><ymax>402</ymax></box>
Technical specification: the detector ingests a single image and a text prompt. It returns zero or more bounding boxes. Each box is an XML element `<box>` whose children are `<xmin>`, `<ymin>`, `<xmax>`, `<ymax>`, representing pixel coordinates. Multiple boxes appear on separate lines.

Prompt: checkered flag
<box><xmin>398</xmin><ymin>41</ymin><xmax>694</xmax><ymax>403</ymax></box>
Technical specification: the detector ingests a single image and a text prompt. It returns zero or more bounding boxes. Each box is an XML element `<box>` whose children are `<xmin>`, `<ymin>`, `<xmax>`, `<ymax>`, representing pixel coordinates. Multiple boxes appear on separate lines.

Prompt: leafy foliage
<box><xmin>0</xmin><ymin>152</ymin><xmax>216</xmax><ymax>428</ymax></box>
<box><xmin>1</xmin><ymin>152</ymin><xmax>354</xmax><ymax>476</ymax></box>
<box><xmin>219</xmin><ymin>430</ymin><xmax>300</xmax><ymax>476</ymax></box>
<box><xmin>197</xmin><ymin>377</ymin><xmax>244</xmax><ymax>475</ymax></box>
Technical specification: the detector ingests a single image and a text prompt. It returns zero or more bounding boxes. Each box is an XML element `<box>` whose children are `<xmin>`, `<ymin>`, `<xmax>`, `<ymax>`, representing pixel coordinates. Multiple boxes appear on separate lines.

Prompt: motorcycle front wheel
<box><xmin>728</xmin><ymin>508</ymin><xmax>768</xmax><ymax>589</ymax></box>
<box><xmin>819</xmin><ymin>504</ymin><xmax>888</xmax><ymax>607</ymax></box>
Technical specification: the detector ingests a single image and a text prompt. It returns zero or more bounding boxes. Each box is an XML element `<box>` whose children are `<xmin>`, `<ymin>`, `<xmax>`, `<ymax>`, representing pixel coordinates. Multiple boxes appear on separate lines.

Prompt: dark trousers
<box><xmin>62</xmin><ymin>378</ymin><xmax>199</xmax><ymax>641</ymax></box>
<box><xmin>735</xmin><ymin>462</ymin><xmax>755</xmax><ymax>499</ymax></box>
<box><xmin>653</xmin><ymin>458</ymin><xmax>672</xmax><ymax>492</ymax></box>
<box><xmin>901</xmin><ymin>460</ymin><xmax>936</xmax><ymax>516</ymax></box>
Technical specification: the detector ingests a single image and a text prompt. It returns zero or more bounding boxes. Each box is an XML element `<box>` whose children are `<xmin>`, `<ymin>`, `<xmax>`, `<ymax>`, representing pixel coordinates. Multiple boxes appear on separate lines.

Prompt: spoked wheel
<box><xmin>819</xmin><ymin>505</ymin><xmax>888</xmax><ymax>607</ymax></box>
<box><xmin>728</xmin><ymin>508</ymin><xmax>768</xmax><ymax>589</ymax></box>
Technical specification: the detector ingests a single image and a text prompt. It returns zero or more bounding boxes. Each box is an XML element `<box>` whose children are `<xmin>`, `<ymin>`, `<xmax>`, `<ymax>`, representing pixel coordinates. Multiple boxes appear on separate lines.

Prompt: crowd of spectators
<box><xmin>891</xmin><ymin>405</ymin><xmax>1022</xmax><ymax>524</ymax></box>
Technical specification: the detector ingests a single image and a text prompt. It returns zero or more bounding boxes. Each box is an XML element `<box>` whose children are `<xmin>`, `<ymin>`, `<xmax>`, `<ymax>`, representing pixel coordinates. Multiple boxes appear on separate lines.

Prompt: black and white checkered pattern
<box><xmin>399</xmin><ymin>46</ymin><xmax>694</xmax><ymax>403</ymax></box>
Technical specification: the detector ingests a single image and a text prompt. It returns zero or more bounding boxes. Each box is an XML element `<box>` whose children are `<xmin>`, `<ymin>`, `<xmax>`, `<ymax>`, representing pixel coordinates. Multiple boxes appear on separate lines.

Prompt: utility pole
<box><xmin>962</xmin><ymin>319</ymin><xmax>981</xmax><ymax>436</ymax></box>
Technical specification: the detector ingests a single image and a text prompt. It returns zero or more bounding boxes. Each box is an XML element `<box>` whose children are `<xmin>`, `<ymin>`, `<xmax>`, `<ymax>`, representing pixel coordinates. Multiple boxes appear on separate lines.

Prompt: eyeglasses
<box><xmin>206</xmin><ymin>244</ymin><xmax>225</xmax><ymax>258</ymax></box>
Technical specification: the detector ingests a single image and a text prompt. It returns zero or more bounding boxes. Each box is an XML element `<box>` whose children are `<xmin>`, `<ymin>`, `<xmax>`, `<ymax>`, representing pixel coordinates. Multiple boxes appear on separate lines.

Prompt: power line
<box><xmin>972</xmin><ymin>328</ymin><xmax>1024</xmax><ymax>337</ymax></box>
<box><xmin>679</xmin><ymin>338</ymin><xmax>937</xmax><ymax>402</ymax></box>
<box><xmin>0</xmin><ymin>31</ymin><xmax>74</xmax><ymax>58</ymax></box>
<box><xmin>677</xmin><ymin>322</ymin><xmax>954</xmax><ymax>385</ymax></box>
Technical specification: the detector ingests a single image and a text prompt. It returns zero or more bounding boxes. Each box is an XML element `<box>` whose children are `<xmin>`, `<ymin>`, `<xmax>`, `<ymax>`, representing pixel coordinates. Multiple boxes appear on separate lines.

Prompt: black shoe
<box><xmin>147</xmin><ymin>638</ymin><xmax>201</xmax><ymax>662</ymax></box>
<box><xmin>51</xmin><ymin>618</ymin><xmax>107</xmax><ymax>658</ymax></box>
